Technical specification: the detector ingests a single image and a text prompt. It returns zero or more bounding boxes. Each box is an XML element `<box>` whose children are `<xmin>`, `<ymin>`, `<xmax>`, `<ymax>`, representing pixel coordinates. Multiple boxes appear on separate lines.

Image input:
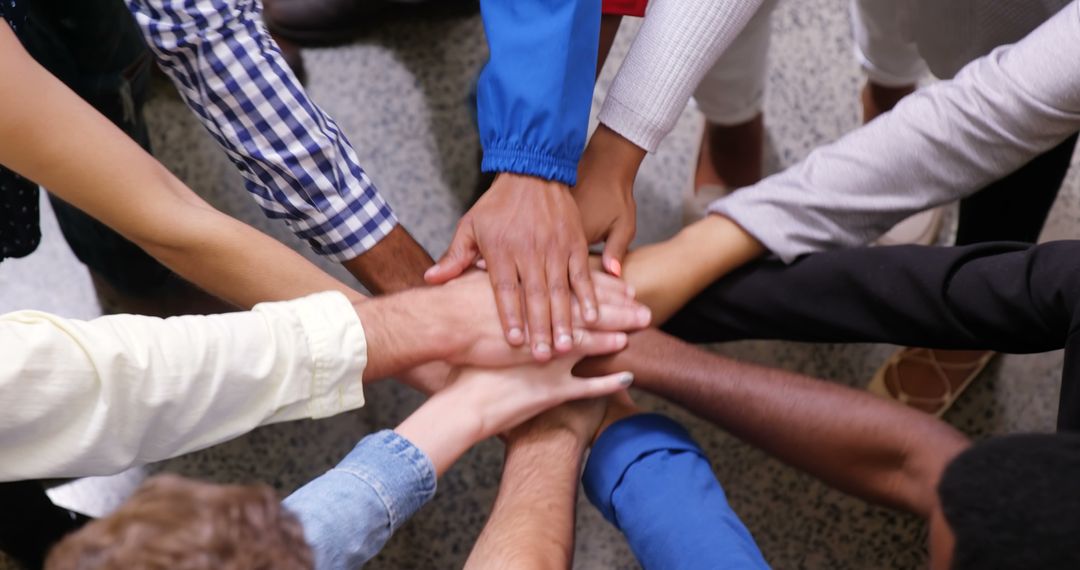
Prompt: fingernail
<box><xmin>573</xmin><ymin>329</ymin><xmax>586</xmax><ymax>344</ymax></box>
<box><xmin>424</xmin><ymin>265</ymin><xmax>437</xmax><ymax>278</ymax></box>
<box><xmin>608</xmin><ymin>258</ymin><xmax>623</xmax><ymax>278</ymax></box>
<box><xmin>637</xmin><ymin>307</ymin><xmax>652</xmax><ymax>324</ymax></box>
<box><xmin>615</xmin><ymin>332</ymin><xmax>628</xmax><ymax>346</ymax></box>
<box><xmin>625</xmin><ymin>285</ymin><xmax>636</xmax><ymax>298</ymax></box>
<box><xmin>535</xmin><ymin>342</ymin><xmax>551</xmax><ymax>357</ymax></box>
<box><xmin>508</xmin><ymin>327</ymin><xmax>524</xmax><ymax>343</ymax></box>
<box><xmin>556</xmin><ymin>333</ymin><xmax>573</xmax><ymax>350</ymax></box>
<box><xmin>619</xmin><ymin>372</ymin><xmax>634</xmax><ymax>386</ymax></box>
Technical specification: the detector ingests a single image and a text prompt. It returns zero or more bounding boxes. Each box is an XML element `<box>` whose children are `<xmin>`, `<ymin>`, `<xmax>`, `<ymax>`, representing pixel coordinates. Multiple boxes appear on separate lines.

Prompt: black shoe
<box><xmin>0</xmin><ymin>481</ymin><xmax>92</xmax><ymax>569</ymax></box>
<box><xmin>263</xmin><ymin>0</ymin><xmax>479</xmax><ymax>45</ymax></box>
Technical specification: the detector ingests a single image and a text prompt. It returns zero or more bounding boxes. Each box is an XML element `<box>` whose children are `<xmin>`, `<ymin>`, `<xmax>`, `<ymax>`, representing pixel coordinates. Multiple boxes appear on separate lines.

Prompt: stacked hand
<box><xmin>432</xmin><ymin>268</ymin><xmax>651</xmax><ymax>368</ymax></box>
<box><xmin>395</xmin><ymin>339</ymin><xmax>635</xmax><ymax>475</ymax></box>
<box><xmin>425</xmin><ymin>173</ymin><xmax>596</xmax><ymax>361</ymax></box>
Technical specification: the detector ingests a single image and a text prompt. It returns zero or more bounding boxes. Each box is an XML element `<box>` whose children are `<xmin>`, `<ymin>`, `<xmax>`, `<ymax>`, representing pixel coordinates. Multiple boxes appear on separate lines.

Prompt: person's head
<box><xmin>45</xmin><ymin>474</ymin><xmax>313</xmax><ymax>570</ymax></box>
<box><xmin>932</xmin><ymin>433</ymin><xmax>1080</xmax><ymax>570</ymax></box>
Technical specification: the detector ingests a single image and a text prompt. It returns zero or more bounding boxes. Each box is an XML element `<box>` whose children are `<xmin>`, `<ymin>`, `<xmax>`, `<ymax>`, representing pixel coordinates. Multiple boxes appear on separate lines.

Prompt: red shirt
<box><xmin>602</xmin><ymin>0</ymin><xmax>648</xmax><ymax>17</ymax></box>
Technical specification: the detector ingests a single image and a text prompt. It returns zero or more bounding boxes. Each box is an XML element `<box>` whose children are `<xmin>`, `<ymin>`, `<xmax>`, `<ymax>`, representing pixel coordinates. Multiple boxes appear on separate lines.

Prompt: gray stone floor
<box><xmin>2</xmin><ymin>0</ymin><xmax>1077</xmax><ymax>568</ymax></box>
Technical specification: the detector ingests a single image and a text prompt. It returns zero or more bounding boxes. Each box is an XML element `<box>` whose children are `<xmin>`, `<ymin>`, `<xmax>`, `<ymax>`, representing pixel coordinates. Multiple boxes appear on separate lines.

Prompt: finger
<box><xmin>548</xmin><ymin>256</ymin><xmax>575</xmax><ymax>354</ymax></box>
<box><xmin>602</xmin><ymin>220</ymin><xmax>636</xmax><ymax>278</ymax></box>
<box><xmin>489</xmin><ymin>255</ymin><xmax>526</xmax><ymax>346</ymax></box>
<box><xmin>572</xmin><ymin>330</ymin><xmax>629</xmax><ymax>356</ymax></box>
<box><xmin>592</xmin><ymin>271</ymin><xmax>637</xmax><ymax>306</ymax></box>
<box><xmin>521</xmin><ymin>258</ymin><xmax>553</xmax><ymax>361</ymax></box>
<box><xmin>425</xmin><ymin>225</ymin><xmax>479</xmax><ymax>284</ymax></box>
<box><xmin>590</xmin><ymin>303</ymin><xmax>652</xmax><ymax>332</ymax></box>
<box><xmin>569</xmin><ymin>249</ymin><xmax>599</xmax><ymax>324</ymax></box>
<box><xmin>558</xmin><ymin>371</ymin><xmax>634</xmax><ymax>402</ymax></box>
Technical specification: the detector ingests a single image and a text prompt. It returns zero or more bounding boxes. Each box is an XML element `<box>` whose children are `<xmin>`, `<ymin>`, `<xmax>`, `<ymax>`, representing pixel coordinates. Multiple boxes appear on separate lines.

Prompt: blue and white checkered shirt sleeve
<box><xmin>125</xmin><ymin>0</ymin><xmax>398</xmax><ymax>261</ymax></box>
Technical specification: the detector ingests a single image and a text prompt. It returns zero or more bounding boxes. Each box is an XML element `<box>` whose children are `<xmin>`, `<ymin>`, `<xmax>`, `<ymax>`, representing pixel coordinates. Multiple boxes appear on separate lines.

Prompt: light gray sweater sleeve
<box><xmin>598</xmin><ymin>0</ymin><xmax>765</xmax><ymax>152</ymax></box>
<box><xmin>711</xmin><ymin>1</ymin><xmax>1080</xmax><ymax>262</ymax></box>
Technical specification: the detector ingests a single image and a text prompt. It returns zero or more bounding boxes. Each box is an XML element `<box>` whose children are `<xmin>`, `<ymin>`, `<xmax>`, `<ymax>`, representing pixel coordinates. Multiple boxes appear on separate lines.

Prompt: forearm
<box><xmin>466</xmin><ymin>430</ymin><xmax>586</xmax><ymax>570</ymax></box>
<box><xmin>712</xmin><ymin>2</ymin><xmax>1080</xmax><ymax>262</ymax></box>
<box><xmin>127</xmin><ymin>0</ymin><xmax>399</xmax><ymax>262</ymax></box>
<box><xmin>599</xmin><ymin>0</ymin><xmax>765</xmax><ymax>151</ymax></box>
<box><xmin>477</xmin><ymin>0</ymin><xmax>600</xmax><ymax>185</ymax></box>
<box><xmin>577</xmin><ymin>330</ymin><xmax>969</xmax><ymax>517</ymax></box>
<box><xmin>341</xmin><ymin>225</ymin><xmax>434</xmax><ymax>294</ymax></box>
<box><xmin>351</xmin><ymin>287</ymin><xmax>460</xmax><ymax>383</ymax></box>
<box><xmin>622</xmin><ymin>215</ymin><xmax>764</xmax><ymax>323</ymax></box>
<box><xmin>0</xmin><ymin>28</ymin><xmax>362</xmax><ymax>309</ymax></box>
<box><xmin>0</xmin><ymin>293</ymin><xmax>367</xmax><ymax>481</ymax></box>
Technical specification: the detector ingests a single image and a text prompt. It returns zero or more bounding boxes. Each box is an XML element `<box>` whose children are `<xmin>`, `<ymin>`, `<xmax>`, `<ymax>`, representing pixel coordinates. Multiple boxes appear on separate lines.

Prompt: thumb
<box><xmin>425</xmin><ymin>224</ymin><xmax>479</xmax><ymax>284</ymax></box>
<box><xmin>601</xmin><ymin>219</ymin><xmax>636</xmax><ymax>277</ymax></box>
<box><xmin>561</xmin><ymin>371</ymin><xmax>634</xmax><ymax>401</ymax></box>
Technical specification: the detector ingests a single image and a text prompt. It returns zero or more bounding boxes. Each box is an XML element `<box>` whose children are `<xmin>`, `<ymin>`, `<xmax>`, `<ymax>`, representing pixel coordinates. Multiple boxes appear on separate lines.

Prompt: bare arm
<box><xmin>577</xmin><ymin>329</ymin><xmax>969</xmax><ymax>517</ymax></box>
<box><xmin>465</xmin><ymin>400</ymin><xmax>605</xmax><ymax>570</ymax></box>
<box><xmin>341</xmin><ymin>225</ymin><xmax>434</xmax><ymax>294</ymax></box>
<box><xmin>620</xmin><ymin>214</ymin><xmax>764</xmax><ymax>323</ymax></box>
<box><xmin>0</xmin><ymin>25</ymin><xmax>361</xmax><ymax>308</ymax></box>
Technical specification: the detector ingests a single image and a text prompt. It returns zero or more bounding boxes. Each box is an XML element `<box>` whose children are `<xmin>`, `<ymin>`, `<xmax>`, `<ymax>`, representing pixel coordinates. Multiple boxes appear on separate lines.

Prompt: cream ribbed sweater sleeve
<box><xmin>0</xmin><ymin>292</ymin><xmax>367</xmax><ymax>481</ymax></box>
<box><xmin>712</xmin><ymin>1</ymin><xmax>1080</xmax><ymax>262</ymax></box>
<box><xmin>599</xmin><ymin>0</ymin><xmax>766</xmax><ymax>152</ymax></box>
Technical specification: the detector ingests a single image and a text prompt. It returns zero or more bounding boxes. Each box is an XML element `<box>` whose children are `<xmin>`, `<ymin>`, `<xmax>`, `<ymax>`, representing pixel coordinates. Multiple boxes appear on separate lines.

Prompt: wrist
<box><xmin>588</xmin><ymin>124</ymin><xmax>646</xmax><ymax>184</ymax></box>
<box><xmin>495</xmin><ymin>172</ymin><xmax>570</xmax><ymax>193</ymax></box>
<box><xmin>395</xmin><ymin>389</ymin><xmax>482</xmax><ymax>477</ymax></box>
<box><xmin>505</xmin><ymin>428</ymin><xmax>587</xmax><ymax>462</ymax></box>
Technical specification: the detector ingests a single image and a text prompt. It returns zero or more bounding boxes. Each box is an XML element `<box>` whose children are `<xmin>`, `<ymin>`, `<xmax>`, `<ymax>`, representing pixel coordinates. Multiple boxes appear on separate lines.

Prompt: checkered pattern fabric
<box><xmin>127</xmin><ymin>0</ymin><xmax>398</xmax><ymax>260</ymax></box>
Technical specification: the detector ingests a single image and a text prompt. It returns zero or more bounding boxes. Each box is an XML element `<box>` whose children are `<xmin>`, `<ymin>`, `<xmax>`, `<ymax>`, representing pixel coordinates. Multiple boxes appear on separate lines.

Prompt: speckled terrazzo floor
<box><xmin>1</xmin><ymin>0</ymin><xmax>1076</xmax><ymax>568</ymax></box>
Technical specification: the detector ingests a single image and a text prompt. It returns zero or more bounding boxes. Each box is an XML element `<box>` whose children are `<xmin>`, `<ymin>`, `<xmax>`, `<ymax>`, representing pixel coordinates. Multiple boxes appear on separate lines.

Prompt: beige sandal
<box><xmin>867</xmin><ymin>347</ymin><xmax>995</xmax><ymax>417</ymax></box>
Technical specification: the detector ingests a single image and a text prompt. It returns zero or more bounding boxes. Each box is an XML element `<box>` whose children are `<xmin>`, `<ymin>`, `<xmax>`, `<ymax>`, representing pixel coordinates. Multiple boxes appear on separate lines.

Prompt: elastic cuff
<box><xmin>598</xmin><ymin>96</ymin><xmax>665</xmax><ymax>153</ymax></box>
<box><xmin>481</xmin><ymin>147</ymin><xmax>579</xmax><ymax>186</ymax></box>
<box><xmin>334</xmin><ymin>430</ymin><xmax>437</xmax><ymax>532</ymax></box>
<box><xmin>583</xmin><ymin>414</ymin><xmax>703</xmax><ymax>524</ymax></box>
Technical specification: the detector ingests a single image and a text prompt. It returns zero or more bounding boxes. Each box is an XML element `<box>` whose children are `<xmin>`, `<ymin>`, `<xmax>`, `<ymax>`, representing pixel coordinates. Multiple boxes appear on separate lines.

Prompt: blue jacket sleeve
<box><xmin>282</xmin><ymin>430</ymin><xmax>437</xmax><ymax>569</ymax></box>
<box><xmin>477</xmin><ymin>0</ymin><xmax>601</xmax><ymax>186</ymax></box>
<box><xmin>583</xmin><ymin>414</ymin><xmax>771</xmax><ymax>570</ymax></box>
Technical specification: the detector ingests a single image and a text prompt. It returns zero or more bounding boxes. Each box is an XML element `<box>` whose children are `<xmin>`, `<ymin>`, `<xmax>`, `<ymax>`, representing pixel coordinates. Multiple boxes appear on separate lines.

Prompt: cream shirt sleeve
<box><xmin>0</xmin><ymin>291</ymin><xmax>367</xmax><ymax>481</ymax></box>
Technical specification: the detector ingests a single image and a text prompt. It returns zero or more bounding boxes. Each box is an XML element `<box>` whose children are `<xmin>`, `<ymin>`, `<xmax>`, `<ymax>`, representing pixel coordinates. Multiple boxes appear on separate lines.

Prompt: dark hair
<box><xmin>45</xmin><ymin>474</ymin><xmax>313</xmax><ymax>570</ymax></box>
<box><xmin>938</xmin><ymin>432</ymin><xmax>1080</xmax><ymax>570</ymax></box>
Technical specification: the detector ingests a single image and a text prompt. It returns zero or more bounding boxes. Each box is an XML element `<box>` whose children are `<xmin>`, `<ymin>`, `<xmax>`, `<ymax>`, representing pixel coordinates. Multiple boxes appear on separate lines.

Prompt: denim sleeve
<box><xmin>476</xmin><ymin>0</ymin><xmax>600</xmax><ymax>186</ymax></box>
<box><xmin>583</xmin><ymin>414</ymin><xmax>770</xmax><ymax>570</ymax></box>
<box><xmin>283</xmin><ymin>430</ymin><xmax>437</xmax><ymax>570</ymax></box>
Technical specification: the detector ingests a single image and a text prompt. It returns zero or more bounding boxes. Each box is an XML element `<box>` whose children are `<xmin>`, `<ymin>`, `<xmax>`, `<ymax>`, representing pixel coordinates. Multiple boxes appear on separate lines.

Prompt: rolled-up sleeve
<box><xmin>0</xmin><ymin>292</ymin><xmax>367</xmax><ymax>481</ymax></box>
<box><xmin>125</xmin><ymin>0</ymin><xmax>397</xmax><ymax>260</ymax></box>
<box><xmin>284</xmin><ymin>430</ymin><xmax>437</xmax><ymax>570</ymax></box>
<box><xmin>477</xmin><ymin>0</ymin><xmax>600</xmax><ymax>186</ymax></box>
<box><xmin>583</xmin><ymin>414</ymin><xmax>770</xmax><ymax>570</ymax></box>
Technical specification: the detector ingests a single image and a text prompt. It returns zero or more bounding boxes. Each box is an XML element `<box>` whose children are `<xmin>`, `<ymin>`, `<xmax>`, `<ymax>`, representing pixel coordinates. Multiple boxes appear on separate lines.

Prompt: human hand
<box><xmin>588</xmin><ymin>214</ymin><xmax>768</xmax><ymax>325</ymax></box>
<box><xmin>424</xmin><ymin>173</ymin><xmax>596</xmax><ymax>361</ymax></box>
<box><xmin>395</xmin><ymin>344</ymin><xmax>634</xmax><ymax>475</ymax></box>
<box><xmin>505</xmin><ymin>397</ymin><xmax>609</xmax><ymax>447</ymax></box>
<box><xmin>431</xmin><ymin>270</ymin><xmax>651</xmax><ymax>368</ymax></box>
<box><xmin>574</xmin><ymin>124</ymin><xmax>646</xmax><ymax>277</ymax></box>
